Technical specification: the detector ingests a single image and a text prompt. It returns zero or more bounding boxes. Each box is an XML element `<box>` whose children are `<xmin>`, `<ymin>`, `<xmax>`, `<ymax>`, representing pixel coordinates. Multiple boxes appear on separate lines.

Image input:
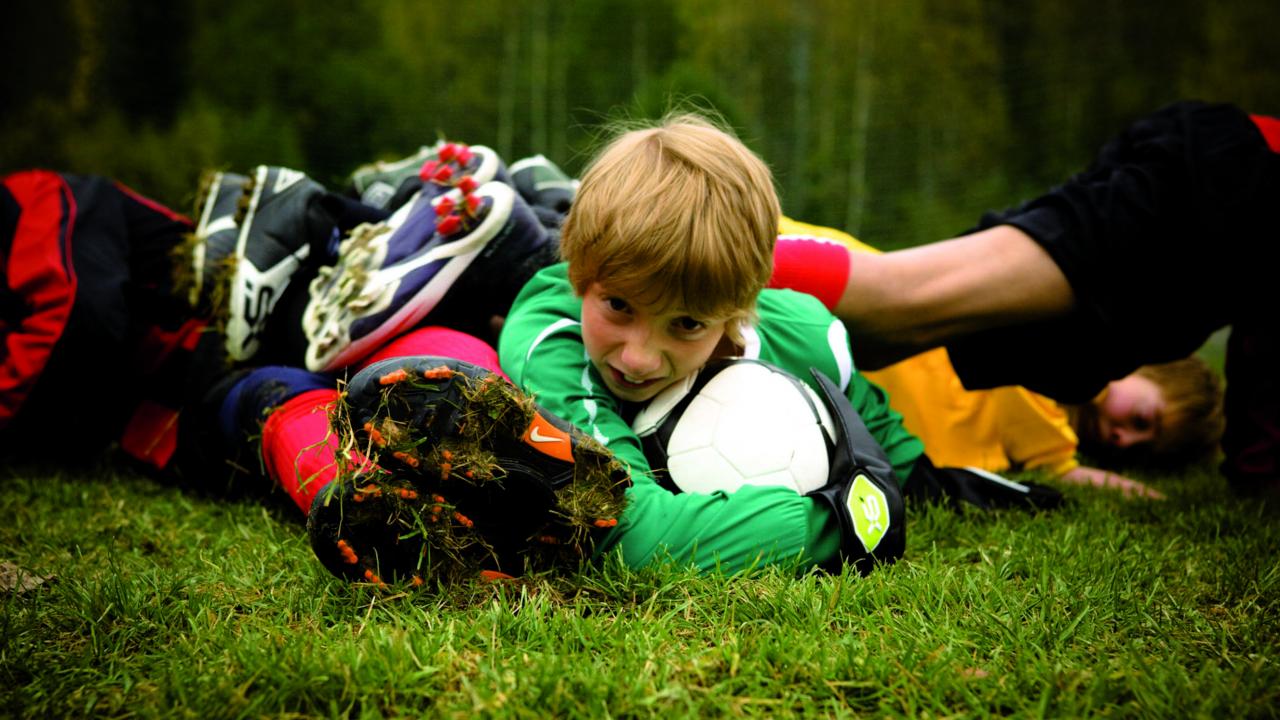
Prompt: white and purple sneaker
<box><xmin>303</xmin><ymin>180</ymin><xmax>543</xmax><ymax>372</ymax></box>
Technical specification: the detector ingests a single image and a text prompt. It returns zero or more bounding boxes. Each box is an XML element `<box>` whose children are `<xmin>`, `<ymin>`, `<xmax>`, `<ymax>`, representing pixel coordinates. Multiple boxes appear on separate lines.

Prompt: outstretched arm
<box><xmin>1061</xmin><ymin>465</ymin><xmax>1166</xmax><ymax>500</ymax></box>
<box><xmin>835</xmin><ymin>225</ymin><xmax>1075</xmax><ymax>369</ymax></box>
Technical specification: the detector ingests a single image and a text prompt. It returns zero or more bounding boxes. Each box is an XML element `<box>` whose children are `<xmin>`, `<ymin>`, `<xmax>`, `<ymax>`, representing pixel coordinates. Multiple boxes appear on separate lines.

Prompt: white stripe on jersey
<box><xmin>525</xmin><ymin>317</ymin><xmax>579</xmax><ymax>363</ymax></box>
<box><xmin>521</xmin><ymin>316</ymin><xmax>611</xmax><ymax>445</ymax></box>
<box><xmin>579</xmin><ymin>360</ymin><xmax>610</xmax><ymax>445</ymax></box>
<box><xmin>826</xmin><ymin>319</ymin><xmax>854</xmax><ymax>391</ymax></box>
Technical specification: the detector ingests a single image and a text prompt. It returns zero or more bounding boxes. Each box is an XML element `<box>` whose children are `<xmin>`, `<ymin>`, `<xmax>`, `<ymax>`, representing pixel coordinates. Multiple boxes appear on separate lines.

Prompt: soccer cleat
<box><xmin>303</xmin><ymin>180</ymin><xmax>542</xmax><ymax>372</ymax></box>
<box><xmin>224</xmin><ymin>165</ymin><xmax>327</xmax><ymax>362</ymax></box>
<box><xmin>177</xmin><ymin>170</ymin><xmax>249</xmax><ymax>312</ymax></box>
<box><xmin>307</xmin><ymin>468</ymin><xmax>436</xmax><ymax>587</ymax></box>
<box><xmin>509</xmin><ymin>154</ymin><xmax>579</xmax><ymax>218</ymax></box>
<box><xmin>306</xmin><ymin>356</ymin><xmax>629</xmax><ymax>585</ymax></box>
<box><xmin>349</xmin><ymin>144</ymin><xmax>438</xmax><ymax>210</ymax></box>
<box><xmin>351</xmin><ymin>142</ymin><xmax>510</xmax><ymax>212</ymax></box>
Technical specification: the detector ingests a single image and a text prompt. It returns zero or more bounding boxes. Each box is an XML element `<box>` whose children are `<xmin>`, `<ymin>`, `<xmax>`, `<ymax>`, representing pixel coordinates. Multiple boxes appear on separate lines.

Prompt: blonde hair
<box><xmin>559</xmin><ymin>112</ymin><xmax>779</xmax><ymax>340</ymax></box>
<box><xmin>1135</xmin><ymin>357</ymin><xmax>1225</xmax><ymax>463</ymax></box>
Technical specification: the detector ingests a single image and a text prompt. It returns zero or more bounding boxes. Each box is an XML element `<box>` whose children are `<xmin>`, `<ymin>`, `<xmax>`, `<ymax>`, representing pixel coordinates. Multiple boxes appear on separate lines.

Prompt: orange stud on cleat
<box><xmin>439</xmin><ymin>462</ymin><xmax>452</xmax><ymax>479</ymax></box>
<box><xmin>393</xmin><ymin>451</ymin><xmax>420</xmax><ymax>468</ymax></box>
<box><xmin>441</xmin><ymin>450</ymin><xmax>453</xmax><ymax>462</ymax></box>
<box><xmin>479</xmin><ymin>570</ymin><xmax>514</xmax><ymax>582</ymax></box>
<box><xmin>397</xmin><ymin>488</ymin><xmax>418</xmax><ymax>500</ymax></box>
<box><xmin>363</xmin><ymin>569</ymin><xmax>383</xmax><ymax>585</ymax></box>
<box><xmin>411</xmin><ymin>575</ymin><xmax>424</xmax><ymax>587</ymax></box>
<box><xmin>336</xmin><ymin>539</ymin><xmax>359</xmax><ymax>564</ymax></box>
<box><xmin>593</xmin><ymin>518</ymin><xmax>618</xmax><ymax>528</ymax></box>
<box><xmin>423</xmin><ymin>366</ymin><xmax>455</xmax><ymax>380</ymax></box>
<box><xmin>378</xmin><ymin>368</ymin><xmax>410</xmax><ymax>385</ymax></box>
<box><xmin>453</xmin><ymin>511</ymin><xmax>474</xmax><ymax>529</ymax></box>
<box><xmin>363</xmin><ymin>423</ymin><xmax>387</xmax><ymax>447</ymax></box>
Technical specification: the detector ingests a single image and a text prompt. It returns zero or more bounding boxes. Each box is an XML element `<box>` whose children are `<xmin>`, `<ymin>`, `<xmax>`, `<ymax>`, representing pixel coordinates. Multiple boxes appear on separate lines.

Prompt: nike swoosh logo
<box><xmin>528</xmin><ymin>426</ymin><xmax>563</xmax><ymax>444</ymax></box>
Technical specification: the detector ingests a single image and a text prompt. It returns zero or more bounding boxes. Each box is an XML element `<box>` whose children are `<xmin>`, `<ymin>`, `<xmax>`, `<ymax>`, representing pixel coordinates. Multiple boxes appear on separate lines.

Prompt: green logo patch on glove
<box><xmin>847</xmin><ymin>473</ymin><xmax>890</xmax><ymax>552</ymax></box>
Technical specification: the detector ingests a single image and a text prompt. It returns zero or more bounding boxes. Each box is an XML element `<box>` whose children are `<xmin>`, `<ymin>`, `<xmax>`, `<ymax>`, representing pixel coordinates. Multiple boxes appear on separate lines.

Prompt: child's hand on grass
<box><xmin>1061</xmin><ymin>465</ymin><xmax>1167</xmax><ymax>500</ymax></box>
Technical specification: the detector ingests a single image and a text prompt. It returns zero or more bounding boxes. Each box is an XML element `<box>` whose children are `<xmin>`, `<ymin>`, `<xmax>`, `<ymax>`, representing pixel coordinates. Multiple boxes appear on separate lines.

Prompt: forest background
<box><xmin>4</xmin><ymin>0</ymin><xmax>1278</xmax><ymax>251</ymax></box>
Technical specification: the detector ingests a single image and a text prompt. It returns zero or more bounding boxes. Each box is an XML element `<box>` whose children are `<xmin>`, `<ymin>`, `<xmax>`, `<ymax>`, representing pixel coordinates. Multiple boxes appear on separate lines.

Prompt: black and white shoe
<box><xmin>224</xmin><ymin>165</ymin><xmax>327</xmax><ymax>361</ymax></box>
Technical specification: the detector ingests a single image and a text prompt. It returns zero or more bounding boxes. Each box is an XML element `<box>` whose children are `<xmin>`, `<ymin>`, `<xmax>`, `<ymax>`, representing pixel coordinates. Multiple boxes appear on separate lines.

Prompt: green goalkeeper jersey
<box><xmin>498</xmin><ymin>262</ymin><xmax>922</xmax><ymax>572</ymax></box>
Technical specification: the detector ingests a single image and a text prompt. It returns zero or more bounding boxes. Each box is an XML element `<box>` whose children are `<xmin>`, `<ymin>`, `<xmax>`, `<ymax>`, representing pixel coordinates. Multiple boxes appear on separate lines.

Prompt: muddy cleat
<box><xmin>176</xmin><ymin>170</ymin><xmax>250</xmax><ymax>312</ymax></box>
<box><xmin>306</xmin><ymin>356</ymin><xmax>629</xmax><ymax>585</ymax></box>
<box><xmin>307</xmin><ymin>468</ymin><xmax>437</xmax><ymax>587</ymax></box>
<box><xmin>225</xmin><ymin>165</ymin><xmax>328</xmax><ymax>362</ymax></box>
<box><xmin>303</xmin><ymin>181</ymin><xmax>541</xmax><ymax>372</ymax></box>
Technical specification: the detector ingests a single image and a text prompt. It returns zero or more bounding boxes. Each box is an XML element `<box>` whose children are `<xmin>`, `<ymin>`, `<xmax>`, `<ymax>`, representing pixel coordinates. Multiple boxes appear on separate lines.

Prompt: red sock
<box><xmin>768</xmin><ymin>235</ymin><xmax>852</xmax><ymax>311</ymax></box>
<box><xmin>260</xmin><ymin>388</ymin><xmax>344</xmax><ymax>514</ymax></box>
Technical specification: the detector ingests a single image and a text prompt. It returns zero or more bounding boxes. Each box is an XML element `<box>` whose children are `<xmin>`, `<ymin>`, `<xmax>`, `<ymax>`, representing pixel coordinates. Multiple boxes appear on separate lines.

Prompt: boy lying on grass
<box><xmin>492</xmin><ymin>113</ymin><xmax>927</xmax><ymax>575</ymax></box>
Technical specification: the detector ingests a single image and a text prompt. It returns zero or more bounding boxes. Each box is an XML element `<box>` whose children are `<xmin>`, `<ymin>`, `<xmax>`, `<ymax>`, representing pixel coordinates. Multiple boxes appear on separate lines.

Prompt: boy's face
<box><xmin>580</xmin><ymin>281</ymin><xmax>730</xmax><ymax>403</ymax></box>
<box><xmin>1080</xmin><ymin>373</ymin><xmax>1166</xmax><ymax>452</ymax></box>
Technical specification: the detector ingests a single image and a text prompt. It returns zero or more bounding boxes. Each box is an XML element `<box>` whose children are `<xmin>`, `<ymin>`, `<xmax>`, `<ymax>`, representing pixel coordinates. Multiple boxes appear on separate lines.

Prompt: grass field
<box><xmin>2</xmin><ymin>456</ymin><xmax>1277</xmax><ymax>718</ymax></box>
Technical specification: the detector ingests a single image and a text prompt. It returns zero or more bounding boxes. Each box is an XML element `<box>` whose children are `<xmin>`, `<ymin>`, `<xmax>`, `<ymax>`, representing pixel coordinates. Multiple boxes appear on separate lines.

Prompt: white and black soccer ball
<box><xmin>631</xmin><ymin>358</ymin><xmax>836</xmax><ymax>495</ymax></box>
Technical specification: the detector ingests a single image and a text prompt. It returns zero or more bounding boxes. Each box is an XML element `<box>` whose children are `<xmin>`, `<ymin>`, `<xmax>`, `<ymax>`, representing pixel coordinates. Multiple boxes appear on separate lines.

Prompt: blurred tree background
<box><xmin>2</xmin><ymin>0</ymin><xmax>1277</xmax><ymax>249</ymax></box>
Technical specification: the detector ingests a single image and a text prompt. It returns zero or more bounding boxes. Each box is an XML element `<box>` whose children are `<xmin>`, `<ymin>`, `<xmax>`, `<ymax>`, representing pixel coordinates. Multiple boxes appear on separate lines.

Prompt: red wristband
<box><xmin>768</xmin><ymin>235</ymin><xmax>852</xmax><ymax>310</ymax></box>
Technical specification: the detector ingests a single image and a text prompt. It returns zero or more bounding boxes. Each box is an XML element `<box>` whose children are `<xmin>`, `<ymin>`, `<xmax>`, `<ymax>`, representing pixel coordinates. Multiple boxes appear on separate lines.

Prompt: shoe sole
<box><xmin>340</xmin><ymin>357</ymin><xmax>628</xmax><ymax>573</ymax></box>
<box><xmin>304</xmin><ymin>182</ymin><xmax>516</xmax><ymax>372</ymax></box>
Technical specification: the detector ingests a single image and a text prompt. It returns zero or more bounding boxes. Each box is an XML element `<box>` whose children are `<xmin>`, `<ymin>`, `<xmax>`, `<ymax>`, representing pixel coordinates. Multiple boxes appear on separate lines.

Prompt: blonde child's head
<box><xmin>560</xmin><ymin>112</ymin><xmax>779</xmax><ymax>341</ymax></box>
<box><xmin>557</xmin><ymin>112</ymin><xmax>780</xmax><ymax>403</ymax></box>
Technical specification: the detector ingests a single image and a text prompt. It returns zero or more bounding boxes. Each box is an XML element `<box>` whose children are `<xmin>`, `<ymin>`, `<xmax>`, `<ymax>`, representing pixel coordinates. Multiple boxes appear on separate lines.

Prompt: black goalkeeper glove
<box><xmin>803</xmin><ymin>368</ymin><xmax>908</xmax><ymax>576</ymax></box>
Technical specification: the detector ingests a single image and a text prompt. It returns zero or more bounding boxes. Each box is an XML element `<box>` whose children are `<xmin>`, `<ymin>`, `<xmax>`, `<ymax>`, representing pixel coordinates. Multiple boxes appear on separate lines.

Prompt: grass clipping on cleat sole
<box><xmin>317</xmin><ymin>363</ymin><xmax>629</xmax><ymax>589</ymax></box>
